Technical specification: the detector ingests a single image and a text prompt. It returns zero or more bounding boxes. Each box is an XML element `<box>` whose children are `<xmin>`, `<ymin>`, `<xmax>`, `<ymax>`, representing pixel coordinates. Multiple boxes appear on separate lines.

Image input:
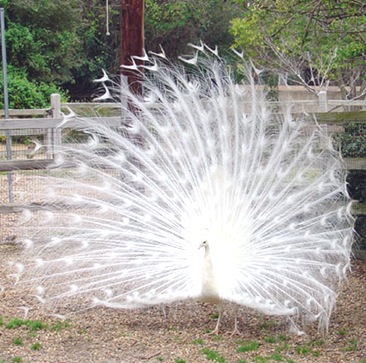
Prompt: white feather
<box><xmin>17</xmin><ymin>47</ymin><xmax>354</xmax><ymax>334</ymax></box>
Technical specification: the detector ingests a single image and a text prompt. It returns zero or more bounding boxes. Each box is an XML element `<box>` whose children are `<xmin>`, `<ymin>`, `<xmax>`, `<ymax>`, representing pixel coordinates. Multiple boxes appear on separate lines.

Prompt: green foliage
<box><xmin>295</xmin><ymin>342</ymin><xmax>322</xmax><ymax>357</ymax></box>
<box><xmin>275</xmin><ymin>343</ymin><xmax>290</xmax><ymax>354</ymax></box>
<box><xmin>12</xmin><ymin>337</ymin><xmax>23</xmax><ymax>346</ymax></box>
<box><xmin>253</xmin><ymin>357</ymin><xmax>267</xmax><ymax>363</ymax></box>
<box><xmin>230</xmin><ymin>1</ymin><xmax>366</xmax><ymax>98</ymax></box>
<box><xmin>268</xmin><ymin>353</ymin><xmax>283</xmax><ymax>362</ymax></box>
<box><xmin>145</xmin><ymin>0</ymin><xmax>239</xmax><ymax>57</ymax></box>
<box><xmin>343</xmin><ymin>338</ymin><xmax>358</xmax><ymax>352</ymax></box>
<box><xmin>51</xmin><ymin>320</ymin><xmax>71</xmax><ymax>331</ymax></box>
<box><xmin>263</xmin><ymin>336</ymin><xmax>277</xmax><ymax>343</ymax></box>
<box><xmin>5</xmin><ymin>317</ymin><xmax>48</xmax><ymax>331</ymax></box>
<box><xmin>310</xmin><ymin>339</ymin><xmax>325</xmax><ymax>347</ymax></box>
<box><xmin>0</xmin><ymin>0</ymin><xmax>116</xmax><ymax>100</ymax></box>
<box><xmin>336</xmin><ymin>123</ymin><xmax>366</xmax><ymax>158</ymax></box>
<box><xmin>6</xmin><ymin>318</ymin><xmax>24</xmax><ymax>329</ymax></box>
<box><xmin>3</xmin><ymin>0</ymin><xmax>83</xmax><ymax>85</ymax></box>
<box><xmin>201</xmin><ymin>348</ymin><xmax>226</xmax><ymax>363</ymax></box>
<box><xmin>0</xmin><ymin>0</ymin><xmax>241</xmax><ymax>100</ymax></box>
<box><xmin>0</xmin><ymin>67</ymin><xmax>66</xmax><ymax>109</ymax></box>
<box><xmin>30</xmin><ymin>342</ymin><xmax>42</xmax><ymax>351</ymax></box>
<box><xmin>236</xmin><ymin>341</ymin><xmax>260</xmax><ymax>352</ymax></box>
<box><xmin>24</xmin><ymin>320</ymin><xmax>47</xmax><ymax>331</ymax></box>
<box><xmin>191</xmin><ymin>338</ymin><xmax>204</xmax><ymax>345</ymax></box>
<box><xmin>336</xmin><ymin>122</ymin><xmax>366</xmax><ymax>249</ymax></box>
<box><xmin>337</xmin><ymin>327</ymin><xmax>348</xmax><ymax>336</ymax></box>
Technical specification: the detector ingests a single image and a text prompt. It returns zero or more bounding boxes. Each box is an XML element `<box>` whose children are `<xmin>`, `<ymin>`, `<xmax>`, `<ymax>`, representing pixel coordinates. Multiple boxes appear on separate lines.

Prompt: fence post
<box><xmin>318</xmin><ymin>90</ymin><xmax>328</xmax><ymax>112</ymax></box>
<box><xmin>49</xmin><ymin>93</ymin><xmax>61</xmax><ymax>157</ymax></box>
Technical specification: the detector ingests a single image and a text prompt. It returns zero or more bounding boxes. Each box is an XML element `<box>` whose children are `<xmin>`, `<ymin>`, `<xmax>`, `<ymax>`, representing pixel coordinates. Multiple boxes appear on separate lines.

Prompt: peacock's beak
<box><xmin>198</xmin><ymin>241</ymin><xmax>207</xmax><ymax>250</ymax></box>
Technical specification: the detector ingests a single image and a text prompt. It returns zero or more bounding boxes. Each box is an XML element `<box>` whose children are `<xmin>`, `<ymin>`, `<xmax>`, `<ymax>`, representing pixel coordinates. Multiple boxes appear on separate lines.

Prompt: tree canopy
<box><xmin>230</xmin><ymin>0</ymin><xmax>366</xmax><ymax>99</ymax></box>
<box><xmin>145</xmin><ymin>0</ymin><xmax>237</xmax><ymax>57</ymax></box>
<box><xmin>1</xmin><ymin>0</ymin><xmax>238</xmax><ymax>103</ymax></box>
<box><xmin>0</xmin><ymin>0</ymin><xmax>365</xmax><ymax>104</ymax></box>
<box><xmin>0</xmin><ymin>0</ymin><xmax>118</xmax><ymax>104</ymax></box>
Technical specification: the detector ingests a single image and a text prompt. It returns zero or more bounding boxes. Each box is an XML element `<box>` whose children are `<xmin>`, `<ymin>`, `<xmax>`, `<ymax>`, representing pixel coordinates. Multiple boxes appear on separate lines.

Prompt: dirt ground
<box><xmin>0</xmin><ymin>241</ymin><xmax>365</xmax><ymax>363</ymax></box>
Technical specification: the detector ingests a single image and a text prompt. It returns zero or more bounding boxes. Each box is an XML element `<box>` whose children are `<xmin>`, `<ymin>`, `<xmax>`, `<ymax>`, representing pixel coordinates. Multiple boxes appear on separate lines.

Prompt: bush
<box><xmin>0</xmin><ymin>67</ymin><xmax>67</xmax><ymax>109</ymax></box>
<box><xmin>337</xmin><ymin>123</ymin><xmax>366</xmax><ymax>250</ymax></box>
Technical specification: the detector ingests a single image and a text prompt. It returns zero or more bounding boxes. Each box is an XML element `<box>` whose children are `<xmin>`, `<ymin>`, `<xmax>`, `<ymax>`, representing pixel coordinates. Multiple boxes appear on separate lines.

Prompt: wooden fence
<box><xmin>0</xmin><ymin>92</ymin><xmax>365</xmax><ymax>261</ymax></box>
<box><xmin>0</xmin><ymin>94</ymin><xmax>366</xmax><ymax>216</ymax></box>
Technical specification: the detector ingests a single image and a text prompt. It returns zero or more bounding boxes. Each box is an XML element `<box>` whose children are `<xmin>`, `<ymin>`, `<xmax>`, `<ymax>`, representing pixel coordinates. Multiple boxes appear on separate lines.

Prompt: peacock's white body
<box><xmin>16</xmin><ymin>46</ymin><xmax>354</xmax><ymax>333</ymax></box>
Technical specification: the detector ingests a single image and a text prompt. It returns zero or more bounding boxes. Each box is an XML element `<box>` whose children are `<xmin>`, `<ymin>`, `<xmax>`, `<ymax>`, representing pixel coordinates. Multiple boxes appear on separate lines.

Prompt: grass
<box><xmin>261</xmin><ymin>334</ymin><xmax>290</xmax><ymax>346</ymax></box>
<box><xmin>275</xmin><ymin>343</ymin><xmax>289</xmax><ymax>353</ymax></box>
<box><xmin>24</xmin><ymin>320</ymin><xmax>47</xmax><ymax>331</ymax></box>
<box><xmin>6</xmin><ymin>318</ymin><xmax>24</xmax><ymax>329</ymax></box>
<box><xmin>201</xmin><ymin>348</ymin><xmax>226</xmax><ymax>363</ymax></box>
<box><xmin>12</xmin><ymin>338</ymin><xmax>23</xmax><ymax>346</ymax></box>
<box><xmin>236</xmin><ymin>340</ymin><xmax>260</xmax><ymax>353</ymax></box>
<box><xmin>253</xmin><ymin>357</ymin><xmax>267</xmax><ymax>363</ymax></box>
<box><xmin>337</xmin><ymin>328</ymin><xmax>348</xmax><ymax>336</ymax></box>
<box><xmin>259</xmin><ymin>320</ymin><xmax>278</xmax><ymax>330</ymax></box>
<box><xmin>268</xmin><ymin>353</ymin><xmax>284</xmax><ymax>361</ymax></box>
<box><xmin>296</xmin><ymin>345</ymin><xmax>311</xmax><ymax>355</ymax></box>
<box><xmin>310</xmin><ymin>339</ymin><xmax>325</xmax><ymax>347</ymax></box>
<box><xmin>191</xmin><ymin>338</ymin><xmax>204</xmax><ymax>345</ymax></box>
<box><xmin>295</xmin><ymin>341</ymin><xmax>325</xmax><ymax>357</ymax></box>
<box><xmin>30</xmin><ymin>342</ymin><xmax>42</xmax><ymax>351</ymax></box>
<box><xmin>51</xmin><ymin>320</ymin><xmax>71</xmax><ymax>331</ymax></box>
<box><xmin>0</xmin><ymin>313</ymin><xmax>361</xmax><ymax>362</ymax></box>
<box><xmin>263</xmin><ymin>336</ymin><xmax>277</xmax><ymax>344</ymax></box>
<box><xmin>343</xmin><ymin>338</ymin><xmax>357</xmax><ymax>352</ymax></box>
<box><xmin>0</xmin><ymin>316</ymin><xmax>71</xmax><ymax>360</ymax></box>
<box><xmin>5</xmin><ymin>318</ymin><xmax>47</xmax><ymax>331</ymax></box>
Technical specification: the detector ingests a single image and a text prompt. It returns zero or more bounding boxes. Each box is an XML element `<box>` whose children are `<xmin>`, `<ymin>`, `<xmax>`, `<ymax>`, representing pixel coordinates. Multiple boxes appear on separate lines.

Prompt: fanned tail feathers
<box><xmin>15</xmin><ymin>46</ymin><xmax>354</xmax><ymax>332</ymax></box>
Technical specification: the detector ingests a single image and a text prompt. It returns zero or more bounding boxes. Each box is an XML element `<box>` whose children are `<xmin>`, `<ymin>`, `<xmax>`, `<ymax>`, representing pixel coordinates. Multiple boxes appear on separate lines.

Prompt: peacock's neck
<box><xmin>200</xmin><ymin>242</ymin><xmax>220</xmax><ymax>303</ymax></box>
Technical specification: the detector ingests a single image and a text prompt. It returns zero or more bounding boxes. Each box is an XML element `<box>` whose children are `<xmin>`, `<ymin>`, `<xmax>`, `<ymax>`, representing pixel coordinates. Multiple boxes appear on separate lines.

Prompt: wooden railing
<box><xmin>1</xmin><ymin>94</ymin><xmax>366</xmax><ymax>215</ymax></box>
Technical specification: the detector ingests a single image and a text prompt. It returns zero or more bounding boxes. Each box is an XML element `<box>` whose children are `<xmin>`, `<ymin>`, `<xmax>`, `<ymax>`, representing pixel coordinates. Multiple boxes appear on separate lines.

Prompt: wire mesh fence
<box><xmin>0</xmin><ymin>96</ymin><xmax>366</xmax><ymax>252</ymax></box>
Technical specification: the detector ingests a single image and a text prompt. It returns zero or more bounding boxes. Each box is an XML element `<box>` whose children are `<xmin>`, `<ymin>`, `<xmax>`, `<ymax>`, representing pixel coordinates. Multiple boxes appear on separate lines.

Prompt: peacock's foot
<box><xmin>230</xmin><ymin>326</ymin><xmax>242</xmax><ymax>336</ymax></box>
<box><xmin>229</xmin><ymin>317</ymin><xmax>242</xmax><ymax>336</ymax></box>
<box><xmin>207</xmin><ymin>327</ymin><xmax>220</xmax><ymax>335</ymax></box>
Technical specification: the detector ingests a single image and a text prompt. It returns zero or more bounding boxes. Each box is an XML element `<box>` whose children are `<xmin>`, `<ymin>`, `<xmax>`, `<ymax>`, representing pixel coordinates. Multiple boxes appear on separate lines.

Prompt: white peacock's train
<box><xmin>15</xmin><ymin>44</ymin><xmax>354</xmax><ymax>334</ymax></box>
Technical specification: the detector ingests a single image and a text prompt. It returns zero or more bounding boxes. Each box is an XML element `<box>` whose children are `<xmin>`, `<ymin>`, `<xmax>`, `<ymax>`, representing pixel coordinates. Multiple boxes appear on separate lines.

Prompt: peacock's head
<box><xmin>198</xmin><ymin>240</ymin><xmax>208</xmax><ymax>250</ymax></box>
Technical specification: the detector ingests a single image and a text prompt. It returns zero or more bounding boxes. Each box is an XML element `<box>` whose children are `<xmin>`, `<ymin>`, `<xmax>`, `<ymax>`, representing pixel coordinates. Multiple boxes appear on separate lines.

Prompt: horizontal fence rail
<box><xmin>1</xmin><ymin>94</ymin><xmax>366</xmax><ymax>218</ymax></box>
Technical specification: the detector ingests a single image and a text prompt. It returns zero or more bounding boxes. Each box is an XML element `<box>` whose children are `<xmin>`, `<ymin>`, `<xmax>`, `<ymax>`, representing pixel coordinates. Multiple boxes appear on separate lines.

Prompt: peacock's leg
<box><xmin>208</xmin><ymin>303</ymin><xmax>223</xmax><ymax>335</ymax></box>
<box><xmin>230</xmin><ymin>305</ymin><xmax>242</xmax><ymax>336</ymax></box>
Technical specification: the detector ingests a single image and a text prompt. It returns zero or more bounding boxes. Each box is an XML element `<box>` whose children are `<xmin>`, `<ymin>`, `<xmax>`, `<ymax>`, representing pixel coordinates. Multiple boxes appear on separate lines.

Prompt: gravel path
<box><xmin>0</xmin><ymin>242</ymin><xmax>365</xmax><ymax>363</ymax></box>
